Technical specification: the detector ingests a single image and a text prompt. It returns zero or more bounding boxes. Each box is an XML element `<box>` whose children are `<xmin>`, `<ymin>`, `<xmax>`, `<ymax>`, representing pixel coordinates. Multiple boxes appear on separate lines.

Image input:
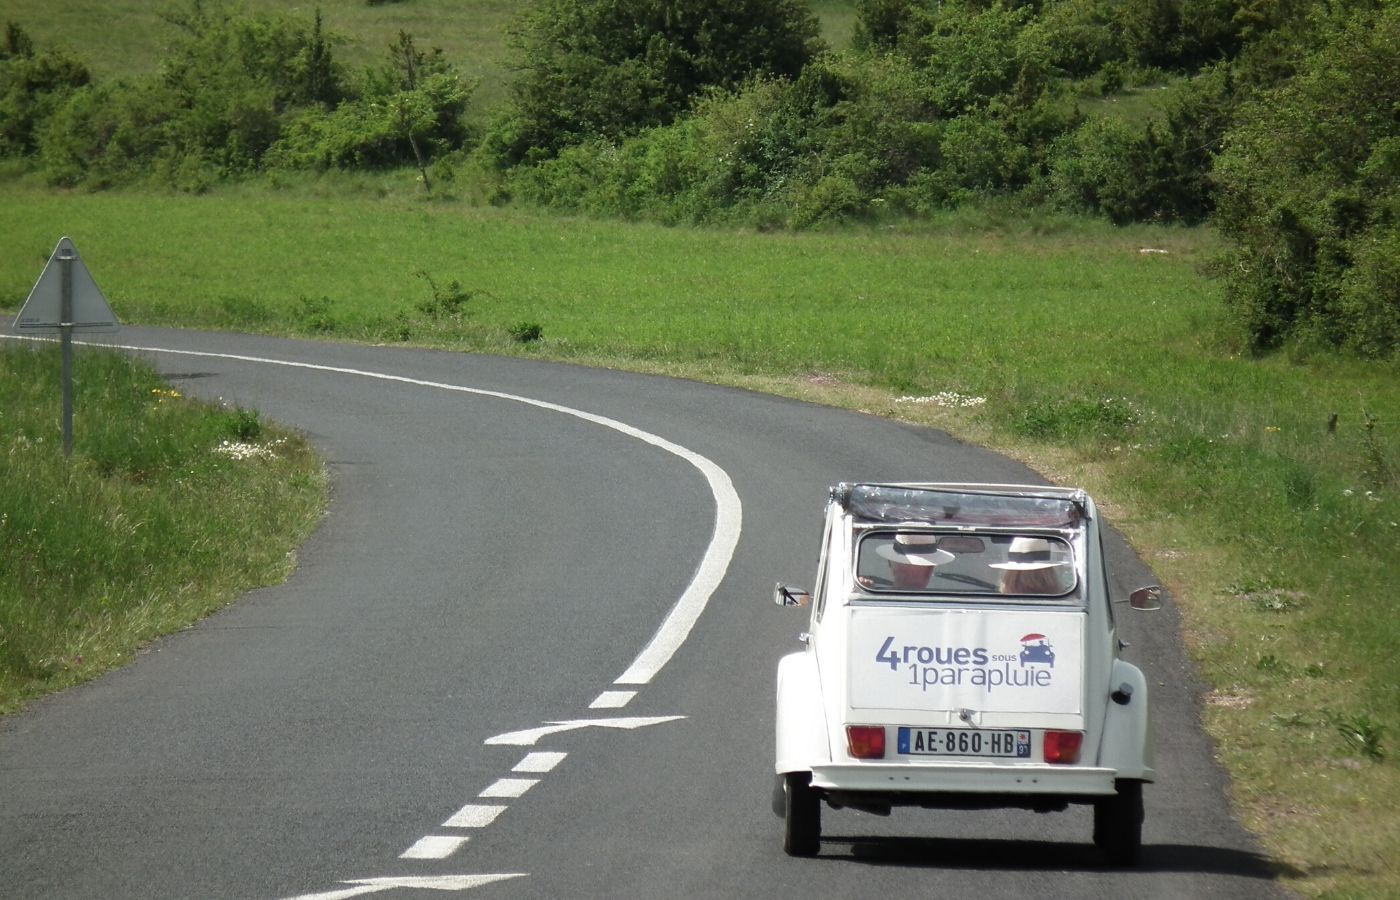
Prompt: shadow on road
<box><xmin>823</xmin><ymin>834</ymin><xmax>1298</xmax><ymax>881</ymax></box>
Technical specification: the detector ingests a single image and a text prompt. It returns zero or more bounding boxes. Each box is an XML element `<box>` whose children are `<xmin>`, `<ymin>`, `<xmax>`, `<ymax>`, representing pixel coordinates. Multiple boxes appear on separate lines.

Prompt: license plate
<box><xmin>897</xmin><ymin>727</ymin><xmax>1032</xmax><ymax>758</ymax></box>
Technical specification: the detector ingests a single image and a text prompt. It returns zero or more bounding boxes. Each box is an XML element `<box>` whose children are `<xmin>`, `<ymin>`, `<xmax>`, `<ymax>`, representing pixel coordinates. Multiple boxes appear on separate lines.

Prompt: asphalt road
<box><xmin>0</xmin><ymin>328</ymin><xmax>1290</xmax><ymax>899</ymax></box>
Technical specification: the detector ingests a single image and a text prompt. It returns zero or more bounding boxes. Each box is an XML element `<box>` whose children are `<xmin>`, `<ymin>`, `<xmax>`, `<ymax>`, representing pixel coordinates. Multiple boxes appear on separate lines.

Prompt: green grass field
<box><xmin>0</xmin><ymin>340</ymin><xmax>326</xmax><ymax>710</ymax></box>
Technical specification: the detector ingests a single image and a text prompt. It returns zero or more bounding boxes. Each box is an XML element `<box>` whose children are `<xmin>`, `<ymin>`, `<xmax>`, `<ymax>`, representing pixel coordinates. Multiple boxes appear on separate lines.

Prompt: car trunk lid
<box><xmin>843</xmin><ymin>606</ymin><xmax>1086</xmax><ymax>731</ymax></box>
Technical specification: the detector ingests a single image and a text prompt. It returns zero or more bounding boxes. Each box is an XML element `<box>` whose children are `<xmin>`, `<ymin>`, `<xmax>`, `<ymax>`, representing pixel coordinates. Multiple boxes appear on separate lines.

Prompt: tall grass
<box><xmin>0</xmin><ymin>342</ymin><xmax>326</xmax><ymax>711</ymax></box>
<box><xmin>0</xmin><ymin>182</ymin><xmax>1396</xmax><ymax>894</ymax></box>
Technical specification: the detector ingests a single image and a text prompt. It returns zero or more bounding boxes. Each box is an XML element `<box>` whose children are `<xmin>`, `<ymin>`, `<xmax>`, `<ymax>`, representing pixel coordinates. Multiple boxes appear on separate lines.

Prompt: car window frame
<box><xmin>849</xmin><ymin>526</ymin><xmax>1084</xmax><ymax>605</ymax></box>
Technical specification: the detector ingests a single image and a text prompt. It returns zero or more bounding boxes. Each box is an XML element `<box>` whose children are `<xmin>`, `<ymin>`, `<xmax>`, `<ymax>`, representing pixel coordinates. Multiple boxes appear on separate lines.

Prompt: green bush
<box><xmin>1049</xmin><ymin>65</ymin><xmax>1232</xmax><ymax>225</ymax></box>
<box><xmin>38</xmin><ymin>80</ymin><xmax>177</xmax><ymax>188</ymax></box>
<box><xmin>488</xmin><ymin>0</ymin><xmax>822</xmax><ymax>165</ymax></box>
<box><xmin>506</xmin><ymin>54</ymin><xmax>930</xmax><ymax>227</ymax></box>
<box><xmin>1117</xmin><ymin>0</ymin><xmax>1242</xmax><ymax>71</ymax></box>
<box><xmin>1048</xmin><ymin>115</ymin><xmax>1150</xmax><ymax>223</ymax></box>
<box><xmin>0</xmin><ymin>23</ymin><xmax>91</xmax><ymax>156</ymax></box>
<box><xmin>1214</xmin><ymin>3</ymin><xmax>1400</xmax><ymax>356</ymax></box>
<box><xmin>36</xmin><ymin>1</ymin><xmax>345</xmax><ymax>187</ymax></box>
<box><xmin>267</xmin><ymin>46</ymin><xmax>472</xmax><ymax>173</ymax></box>
<box><xmin>916</xmin><ymin>0</ymin><xmax>1047</xmax><ymax>117</ymax></box>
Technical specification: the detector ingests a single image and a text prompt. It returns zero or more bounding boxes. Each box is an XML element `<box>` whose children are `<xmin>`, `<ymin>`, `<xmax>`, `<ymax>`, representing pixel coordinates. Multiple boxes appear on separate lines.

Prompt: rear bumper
<box><xmin>810</xmin><ymin>762</ymin><xmax>1119</xmax><ymax>797</ymax></box>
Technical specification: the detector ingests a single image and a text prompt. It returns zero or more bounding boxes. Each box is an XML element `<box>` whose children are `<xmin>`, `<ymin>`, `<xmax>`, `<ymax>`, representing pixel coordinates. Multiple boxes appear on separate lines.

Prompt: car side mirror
<box><xmin>1127</xmin><ymin>585</ymin><xmax>1163</xmax><ymax>611</ymax></box>
<box><xmin>774</xmin><ymin>583</ymin><xmax>811</xmax><ymax>608</ymax></box>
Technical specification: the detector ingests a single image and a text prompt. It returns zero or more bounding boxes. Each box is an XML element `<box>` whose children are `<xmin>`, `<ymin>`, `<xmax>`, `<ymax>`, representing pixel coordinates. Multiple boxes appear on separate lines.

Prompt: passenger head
<box><xmin>875</xmin><ymin>533</ymin><xmax>954</xmax><ymax>590</ymax></box>
<box><xmin>991</xmin><ymin>537</ymin><xmax>1069</xmax><ymax>595</ymax></box>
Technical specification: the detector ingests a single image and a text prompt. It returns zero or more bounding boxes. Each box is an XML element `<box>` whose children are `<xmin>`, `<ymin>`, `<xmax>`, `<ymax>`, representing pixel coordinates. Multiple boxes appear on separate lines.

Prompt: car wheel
<box><xmin>1093</xmin><ymin>779</ymin><xmax>1143</xmax><ymax>866</ymax></box>
<box><xmin>783</xmin><ymin>772</ymin><xmax>821</xmax><ymax>857</ymax></box>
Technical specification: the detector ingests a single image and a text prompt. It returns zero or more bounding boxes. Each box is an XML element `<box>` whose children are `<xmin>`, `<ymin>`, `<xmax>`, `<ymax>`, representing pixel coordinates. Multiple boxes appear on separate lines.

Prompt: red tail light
<box><xmin>846</xmin><ymin>725</ymin><xmax>886</xmax><ymax>759</ymax></box>
<box><xmin>1043</xmin><ymin>730</ymin><xmax>1083</xmax><ymax>764</ymax></box>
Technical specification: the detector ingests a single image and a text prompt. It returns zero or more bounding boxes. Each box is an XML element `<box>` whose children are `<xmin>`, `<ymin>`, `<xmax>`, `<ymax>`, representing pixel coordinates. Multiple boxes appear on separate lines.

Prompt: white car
<box><xmin>773</xmin><ymin>483</ymin><xmax>1161</xmax><ymax>864</ymax></box>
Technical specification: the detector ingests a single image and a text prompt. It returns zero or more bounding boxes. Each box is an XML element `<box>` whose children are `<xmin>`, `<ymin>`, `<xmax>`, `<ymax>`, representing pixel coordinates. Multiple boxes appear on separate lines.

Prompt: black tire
<box><xmin>1093</xmin><ymin>779</ymin><xmax>1144</xmax><ymax>866</ymax></box>
<box><xmin>783</xmin><ymin>772</ymin><xmax>821</xmax><ymax>857</ymax></box>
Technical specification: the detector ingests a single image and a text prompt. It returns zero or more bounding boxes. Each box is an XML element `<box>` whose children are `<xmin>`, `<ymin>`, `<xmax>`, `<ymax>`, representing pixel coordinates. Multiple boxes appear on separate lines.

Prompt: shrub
<box><xmin>1049</xmin><ymin>65</ymin><xmax>1233</xmax><ymax>224</ymax></box>
<box><xmin>267</xmin><ymin>64</ymin><xmax>472</xmax><ymax>171</ymax></box>
<box><xmin>851</xmin><ymin>0</ymin><xmax>924</xmax><ymax>54</ymax></box>
<box><xmin>509</xmin><ymin>322</ymin><xmax>544</xmax><ymax>343</ymax></box>
<box><xmin>37</xmin><ymin>1</ymin><xmax>346</xmax><ymax>187</ymax></box>
<box><xmin>916</xmin><ymin>1</ymin><xmax>1048</xmax><ymax>117</ymax></box>
<box><xmin>38</xmin><ymin>81</ymin><xmax>178</xmax><ymax>187</ymax></box>
<box><xmin>489</xmin><ymin>0</ymin><xmax>822</xmax><ymax>165</ymax></box>
<box><xmin>1048</xmin><ymin>115</ymin><xmax>1151</xmax><ymax>223</ymax></box>
<box><xmin>0</xmin><ymin>23</ymin><xmax>91</xmax><ymax>156</ymax></box>
<box><xmin>1213</xmin><ymin>3</ymin><xmax>1400</xmax><ymax>355</ymax></box>
<box><xmin>1117</xmin><ymin>0</ymin><xmax>1242</xmax><ymax>71</ymax></box>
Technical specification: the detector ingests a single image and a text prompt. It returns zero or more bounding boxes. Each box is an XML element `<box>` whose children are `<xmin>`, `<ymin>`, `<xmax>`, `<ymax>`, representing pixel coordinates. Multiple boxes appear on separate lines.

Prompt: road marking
<box><xmin>512</xmin><ymin>751</ymin><xmax>566</xmax><ymax>773</ymax></box>
<box><xmin>484</xmin><ymin>715</ymin><xmax>684</xmax><ymax>747</ymax></box>
<box><xmin>6</xmin><ymin>335</ymin><xmax>735</xmax><ymax>894</ymax></box>
<box><xmin>25</xmin><ymin>337</ymin><xmax>744</xmax><ymax>688</ymax></box>
<box><xmin>400</xmin><ymin>836</ymin><xmax>471</xmax><ymax>860</ymax></box>
<box><xmin>442</xmin><ymin>804</ymin><xmax>507</xmax><ymax>828</ymax></box>
<box><xmin>479</xmin><ymin>778</ymin><xmax>537</xmax><ymax>799</ymax></box>
<box><xmin>284</xmin><ymin>874</ymin><xmax>524</xmax><ymax>899</ymax></box>
<box><xmin>589</xmin><ymin>690</ymin><xmax>636</xmax><ymax>709</ymax></box>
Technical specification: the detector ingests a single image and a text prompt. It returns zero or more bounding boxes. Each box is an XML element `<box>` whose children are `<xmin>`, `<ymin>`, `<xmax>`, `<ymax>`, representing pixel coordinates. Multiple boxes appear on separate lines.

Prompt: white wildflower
<box><xmin>214</xmin><ymin>439</ymin><xmax>285</xmax><ymax>461</ymax></box>
<box><xmin>895</xmin><ymin>392</ymin><xmax>987</xmax><ymax>409</ymax></box>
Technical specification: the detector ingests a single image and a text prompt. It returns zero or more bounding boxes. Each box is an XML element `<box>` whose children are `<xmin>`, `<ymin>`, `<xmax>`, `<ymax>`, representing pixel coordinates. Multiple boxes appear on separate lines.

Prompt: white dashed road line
<box><xmin>442</xmin><ymin>804</ymin><xmax>508</xmax><ymax>829</ymax></box>
<box><xmin>589</xmin><ymin>690</ymin><xmax>637</xmax><ymax>709</ymax></box>
<box><xmin>479</xmin><ymin>779</ymin><xmax>537</xmax><ymax>799</ymax></box>
<box><xmin>512</xmin><ymin>752</ymin><xmax>566</xmax><ymax>774</ymax></box>
<box><xmin>399</xmin><ymin>836</ymin><xmax>472</xmax><ymax>861</ymax></box>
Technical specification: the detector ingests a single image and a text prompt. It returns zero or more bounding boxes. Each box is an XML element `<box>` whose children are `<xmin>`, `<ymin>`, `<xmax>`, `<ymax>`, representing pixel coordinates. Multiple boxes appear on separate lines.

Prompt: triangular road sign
<box><xmin>13</xmin><ymin>237</ymin><xmax>120</xmax><ymax>333</ymax></box>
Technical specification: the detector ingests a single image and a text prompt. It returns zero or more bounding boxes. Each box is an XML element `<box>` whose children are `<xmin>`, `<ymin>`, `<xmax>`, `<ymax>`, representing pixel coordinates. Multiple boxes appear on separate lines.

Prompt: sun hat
<box><xmin>989</xmin><ymin>536</ymin><xmax>1068</xmax><ymax>571</ymax></box>
<box><xmin>874</xmin><ymin>533</ymin><xmax>955</xmax><ymax>567</ymax></box>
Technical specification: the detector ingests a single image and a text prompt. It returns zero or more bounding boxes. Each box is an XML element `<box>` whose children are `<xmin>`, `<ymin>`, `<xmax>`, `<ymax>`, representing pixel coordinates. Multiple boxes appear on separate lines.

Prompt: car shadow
<box><xmin>822</xmin><ymin>834</ymin><xmax>1299</xmax><ymax>880</ymax></box>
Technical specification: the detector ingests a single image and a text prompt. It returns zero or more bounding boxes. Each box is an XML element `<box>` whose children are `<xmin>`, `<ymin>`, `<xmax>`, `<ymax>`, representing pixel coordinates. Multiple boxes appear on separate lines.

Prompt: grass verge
<box><xmin>0</xmin><ymin>179</ymin><xmax>1396</xmax><ymax>896</ymax></box>
<box><xmin>0</xmin><ymin>341</ymin><xmax>327</xmax><ymax>713</ymax></box>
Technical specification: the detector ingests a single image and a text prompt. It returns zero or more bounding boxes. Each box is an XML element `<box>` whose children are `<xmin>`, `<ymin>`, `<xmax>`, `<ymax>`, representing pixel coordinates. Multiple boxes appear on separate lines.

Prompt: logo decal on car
<box><xmin>1018</xmin><ymin>633</ymin><xmax>1055</xmax><ymax>667</ymax></box>
<box><xmin>850</xmin><ymin>611</ymin><xmax>1085</xmax><ymax>714</ymax></box>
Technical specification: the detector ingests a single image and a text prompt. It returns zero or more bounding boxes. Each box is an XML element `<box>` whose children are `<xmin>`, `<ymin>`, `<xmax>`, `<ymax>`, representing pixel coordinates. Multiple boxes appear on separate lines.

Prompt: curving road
<box><xmin>0</xmin><ymin>328</ymin><xmax>1288</xmax><ymax>899</ymax></box>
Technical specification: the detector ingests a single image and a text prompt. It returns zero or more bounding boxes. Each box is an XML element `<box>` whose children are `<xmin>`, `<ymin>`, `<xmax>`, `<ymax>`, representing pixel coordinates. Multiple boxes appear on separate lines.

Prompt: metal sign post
<box><xmin>59</xmin><ymin>244</ymin><xmax>75</xmax><ymax>456</ymax></box>
<box><xmin>12</xmin><ymin>237</ymin><xmax>120</xmax><ymax>457</ymax></box>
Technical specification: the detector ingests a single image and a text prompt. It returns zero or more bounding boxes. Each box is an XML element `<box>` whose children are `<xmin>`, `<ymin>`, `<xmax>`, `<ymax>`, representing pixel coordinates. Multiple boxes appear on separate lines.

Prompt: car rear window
<box><xmin>855</xmin><ymin>531</ymin><xmax>1077</xmax><ymax>598</ymax></box>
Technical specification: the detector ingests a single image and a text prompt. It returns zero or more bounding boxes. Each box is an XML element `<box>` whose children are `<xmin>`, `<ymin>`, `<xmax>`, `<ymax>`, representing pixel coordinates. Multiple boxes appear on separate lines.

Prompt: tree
<box><xmin>0</xmin><ymin>22</ymin><xmax>90</xmax><ymax>156</ymax></box>
<box><xmin>1213</xmin><ymin>3</ymin><xmax>1400</xmax><ymax>355</ymax></box>
<box><xmin>491</xmin><ymin>0</ymin><xmax>823</xmax><ymax>165</ymax></box>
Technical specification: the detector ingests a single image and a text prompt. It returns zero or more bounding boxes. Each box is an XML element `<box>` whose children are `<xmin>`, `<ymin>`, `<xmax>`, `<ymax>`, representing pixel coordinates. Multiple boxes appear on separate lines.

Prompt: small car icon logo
<box><xmin>1019</xmin><ymin>633</ymin><xmax>1055</xmax><ymax>667</ymax></box>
